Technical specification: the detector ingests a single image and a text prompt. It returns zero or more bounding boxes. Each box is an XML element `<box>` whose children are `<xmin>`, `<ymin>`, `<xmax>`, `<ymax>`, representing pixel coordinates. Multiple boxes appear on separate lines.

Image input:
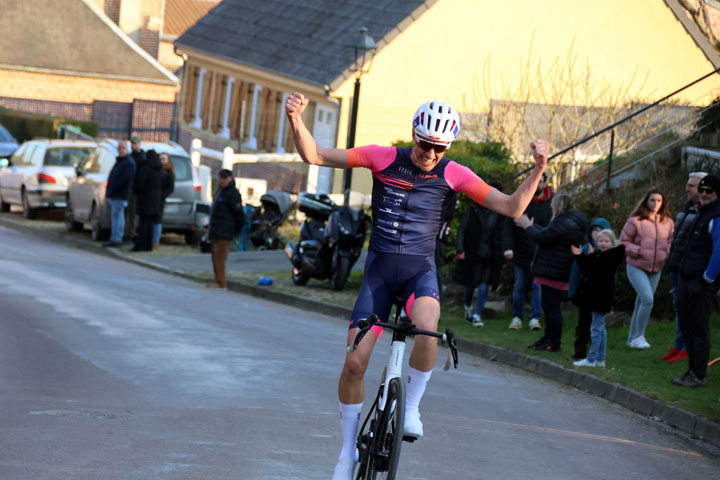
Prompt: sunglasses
<box><xmin>416</xmin><ymin>140</ymin><xmax>448</xmax><ymax>154</ymax></box>
<box><xmin>699</xmin><ymin>187</ymin><xmax>715</xmax><ymax>194</ymax></box>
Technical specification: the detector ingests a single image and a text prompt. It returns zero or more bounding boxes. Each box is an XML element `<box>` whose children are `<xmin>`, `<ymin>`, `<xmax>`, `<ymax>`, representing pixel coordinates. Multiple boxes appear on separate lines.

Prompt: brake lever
<box><xmin>442</xmin><ymin>329</ymin><xmax>459</xmax><ymax>371</ymax></box>
<box><xmin>347</xmin><ymin>314</ymin><xmax>378</xmax><ymax>353</ymax></box>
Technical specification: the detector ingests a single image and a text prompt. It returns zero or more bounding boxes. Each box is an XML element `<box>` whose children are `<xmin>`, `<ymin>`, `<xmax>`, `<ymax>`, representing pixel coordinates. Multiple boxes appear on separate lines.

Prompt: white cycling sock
<box><xmin>338</xmin><ymin>402</ymin><xmax>363</xmax><ymax>461</ymax></box>
<box><xmin>406</xmin><ymin>367</ymin><xmax>432</xmax><ymax>415</ymax></box>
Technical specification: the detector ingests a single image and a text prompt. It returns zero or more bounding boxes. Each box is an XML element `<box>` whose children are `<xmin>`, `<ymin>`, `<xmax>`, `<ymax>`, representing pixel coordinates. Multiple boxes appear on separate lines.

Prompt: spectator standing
<box><xmin>620</xmin><ymin>189</ymin><xmax>674</xmax><ymax>349</ymax></box>
<box><xmin>503</xmin><ymin>172</ymin><xmax>553</xmax><ymax>330</ymax></box>
<box><xmin>661</xmin><ymin>172</ymin><xmax>707</xmax><ymax>363</ymax></box>
<box><xmin>131</xmin><ymin>150</ymin><xmax>164</xmax><ymax>252</ymax></box>
<box><xmin>126</xmin><ymin>136</ymin><xmax>146</xmax><ymax>239</ymax></box>
<box><xmin>673</xmin><ymin>174</ymin><xmax>720</xmax><ymax>387</ymax></box>
<box><xmin>455</xmin><ymin>182</ymin><xmax>505</xmax><ymax>326</ymax></box>
<box><xmin>515</xmin><ymin>194</ymin><xmax>588</xmax><ymax>352</ymax></box>
<box><xmin>208</xmin><ymin>169</ymin><xmax>246</xmax><ymax>289</ymax></box>
<box><xmin>567</xmin><ymin>217</ymin><xmax>612</xmax><ymax>360</ymax></box>
<box><xmin>103</xmin><ymin>141</ymin><xmax>136</xmax><ymax>248</ymax></box>
<box><xmin>152</xmin><ymin>152</ymin><xmax>175</xmax><ymax>250</ymax></box>
<box><xmin>571</xmin><ymin>229</ymin><xmax>625</xmax><ymax>367</ymax></box>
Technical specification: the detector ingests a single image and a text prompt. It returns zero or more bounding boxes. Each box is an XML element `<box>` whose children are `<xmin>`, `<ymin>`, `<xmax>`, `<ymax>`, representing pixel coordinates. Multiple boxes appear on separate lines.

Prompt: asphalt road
<box><xmin>1</xmin><ymin>225</ymin><xmax>719</xmax><ymax>479</ymax></box>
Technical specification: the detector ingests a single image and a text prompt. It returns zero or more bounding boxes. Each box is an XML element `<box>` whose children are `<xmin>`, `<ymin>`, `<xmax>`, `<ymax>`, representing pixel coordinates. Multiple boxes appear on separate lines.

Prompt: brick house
<box><xmin>0</xmin><ymin>0</ymin><xmax>179</xmax><ymax>141</ymax></box>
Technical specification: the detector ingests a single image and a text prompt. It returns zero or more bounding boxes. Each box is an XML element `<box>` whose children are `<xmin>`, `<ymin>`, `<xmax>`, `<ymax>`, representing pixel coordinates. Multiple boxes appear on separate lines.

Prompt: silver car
<box><xmin>65</xmin><ymin>140</ymin><xmax>209</xmax><ymax>243</ymax></box>
<box><xmin>138</xmin><ymin>141</ymin><xmax>209</xmax><ymax>244</ymax></box>
<box><xmin>0</xmin><ymin>139</ymin><xmax>96</xmax><ymax>218</ymax></box>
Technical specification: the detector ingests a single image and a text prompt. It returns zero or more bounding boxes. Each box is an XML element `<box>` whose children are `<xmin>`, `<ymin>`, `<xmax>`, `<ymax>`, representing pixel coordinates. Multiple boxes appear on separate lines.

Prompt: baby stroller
<box><xmin>250</xmin><ymin>190</ymin><xmax>294</xmax><ymax>250</ymax></box>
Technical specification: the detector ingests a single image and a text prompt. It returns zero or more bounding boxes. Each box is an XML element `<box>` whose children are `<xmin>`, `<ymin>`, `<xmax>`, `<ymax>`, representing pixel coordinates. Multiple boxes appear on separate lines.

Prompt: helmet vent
<box><xmin>442</xmin><ymin>119</ymin><xmax>449</xmax><ymax>133</ymax></box>
<box><xmin>427</xmin><ymin>115</ymin><xmax>432</xmax><ymax>129</ymax></box>
<box><xmin>435</xmin><ymin>118</ymin><xmax>441</xmax><ymax>131</ymax></box>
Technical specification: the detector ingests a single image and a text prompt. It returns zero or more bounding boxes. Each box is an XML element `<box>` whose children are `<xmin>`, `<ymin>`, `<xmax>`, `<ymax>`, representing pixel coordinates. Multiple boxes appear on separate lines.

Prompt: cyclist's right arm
<box><xmin>286</xmin><ymin>92</ymin><xmax>349</xmax><ymax>169</ymax></box>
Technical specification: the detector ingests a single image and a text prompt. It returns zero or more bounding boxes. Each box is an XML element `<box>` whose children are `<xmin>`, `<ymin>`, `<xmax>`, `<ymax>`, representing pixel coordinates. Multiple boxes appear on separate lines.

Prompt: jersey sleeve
<box><xmin>347</xmin><ymin>145</ymin><xmax>396</xmax><ymax>173</ymax></box>
<box><xmin>444</xmin><ymin>161</ymin><xmax>493</xmax><ymax>206</ymax></box>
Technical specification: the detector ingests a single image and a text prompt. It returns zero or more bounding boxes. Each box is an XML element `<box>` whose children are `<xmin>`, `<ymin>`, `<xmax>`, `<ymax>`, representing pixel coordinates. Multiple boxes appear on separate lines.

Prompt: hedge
<box><xmin>0</xmin><ymin>107</ymin><xmax>98</xmax><ymax>142</ymax></box>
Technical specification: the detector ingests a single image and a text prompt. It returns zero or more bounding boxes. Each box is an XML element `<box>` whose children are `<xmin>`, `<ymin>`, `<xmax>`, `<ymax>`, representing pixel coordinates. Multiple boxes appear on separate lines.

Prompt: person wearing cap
<box><xmin>207</xmin><ymin>169</ymin><xmax>245</xmax><ymax>289</ymax></box>
<box><xmin>673</xmin><ymin>174</ymin><xmax>720</xmax><ymax>387</ymax></box>
<box><xmin>285</xmin><ymin>92</ymin><xmax>549</xmax><ymax>480</ymax></box>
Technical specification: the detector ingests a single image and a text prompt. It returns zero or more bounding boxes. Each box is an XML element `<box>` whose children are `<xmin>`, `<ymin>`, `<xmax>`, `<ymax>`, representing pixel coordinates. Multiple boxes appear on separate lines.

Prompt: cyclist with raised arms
<box><xmin>285</xmin><ymin>93</ymin><xmax>548</xmax><ymax>480</ymax></box>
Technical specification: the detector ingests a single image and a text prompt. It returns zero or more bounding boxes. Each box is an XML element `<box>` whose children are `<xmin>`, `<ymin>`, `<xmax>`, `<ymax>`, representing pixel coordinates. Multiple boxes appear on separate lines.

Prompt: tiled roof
<box><xmin>164</xmin><ymin>0</ymin><xmax>222</xmax><ymax>37</ymax></box>
<box><xmin>0</xmin><ymin>0</ymin><xmax>176</xmax><ymax>84</ymax></box>
<box><xmin>174</xmin><ymin>0</ymin><xmax>436</xmax><ymax>87</ymax></box>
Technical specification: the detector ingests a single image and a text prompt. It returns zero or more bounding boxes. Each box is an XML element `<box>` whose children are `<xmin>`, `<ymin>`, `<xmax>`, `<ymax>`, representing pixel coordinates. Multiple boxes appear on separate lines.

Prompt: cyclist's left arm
<box><xmin>447</xmin><ymin>140</ymin><xmax>549</xmax><ymax>218</ymax></box>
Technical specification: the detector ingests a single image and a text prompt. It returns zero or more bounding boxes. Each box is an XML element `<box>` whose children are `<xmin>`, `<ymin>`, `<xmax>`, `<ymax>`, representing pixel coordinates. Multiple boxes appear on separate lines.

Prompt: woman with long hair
<box><xmin>620</xmin><ymin>189</ymin><xmax>674</xmax><ymax>349</ymax></box>
<box><xmin>515</xmin><ymin>193</ymin><xmax>589</xmax><ymax>351</ymax></box>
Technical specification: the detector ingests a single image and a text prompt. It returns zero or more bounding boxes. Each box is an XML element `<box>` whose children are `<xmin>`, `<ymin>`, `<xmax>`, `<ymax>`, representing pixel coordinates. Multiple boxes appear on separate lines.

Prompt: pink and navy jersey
<box><xmin>347</xmin><ymin>145</ymin><xmax>492</xmax><ymax>256</ymax></box>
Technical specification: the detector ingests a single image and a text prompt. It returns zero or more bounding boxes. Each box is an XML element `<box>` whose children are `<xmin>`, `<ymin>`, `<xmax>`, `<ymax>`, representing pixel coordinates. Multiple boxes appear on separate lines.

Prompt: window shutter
<box><xmin>200</xmin><ymin>72</ymin><xmax>214</xmax><ymax>130</ymax></box>
<box><xmin>183</xmin><ymin>66</ymin><xmax>198</xmax><ymax>124</ymax></box>
<box><xmin>228</xmin><ymin>79</ymin><xmax>244</xmax><ymax>140</ymax></box>
<box><xmin>211</xmin><ymin>75</ymin><xmax>228</xmax><ymax>134</ymax></box>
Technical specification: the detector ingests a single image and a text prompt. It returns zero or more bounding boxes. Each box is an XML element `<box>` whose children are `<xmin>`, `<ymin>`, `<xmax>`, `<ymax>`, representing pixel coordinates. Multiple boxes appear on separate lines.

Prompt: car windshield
<box><xmin>0</xmin><ymin>125</ymin><xmax>15</xmax><ymax>143</ymax></box>
<box><xmin>45</xmin><ymin>147</ymin><xmax>93</xmax><ymax>167</ymax></box>
<box><xmin>169</xmin><ymin>155</ymin><xmax>192</xmax><ymax>181</ymax></box>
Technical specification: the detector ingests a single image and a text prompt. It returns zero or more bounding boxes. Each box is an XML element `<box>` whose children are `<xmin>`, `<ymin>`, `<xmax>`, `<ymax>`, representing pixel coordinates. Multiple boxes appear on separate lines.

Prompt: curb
<box><xmin>2</xmin><ymin>215</ymin><xmax>719</xmax><ymax>449</ymax></box>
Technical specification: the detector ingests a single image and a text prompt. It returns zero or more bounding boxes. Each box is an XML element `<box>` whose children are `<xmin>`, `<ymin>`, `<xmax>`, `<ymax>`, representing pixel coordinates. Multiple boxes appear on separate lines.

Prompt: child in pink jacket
<box><xmin>620</xmin><ymin>189</ymin><xmax>674</xmax><ymax>349</ymax></box>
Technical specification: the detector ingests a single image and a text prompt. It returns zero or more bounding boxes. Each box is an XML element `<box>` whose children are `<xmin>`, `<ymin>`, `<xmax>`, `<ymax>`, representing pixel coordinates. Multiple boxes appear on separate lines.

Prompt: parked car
<box><xmin>65</xmin><ymin>139</ymin><xmax>209</xmax><ymax>243</ymax></box>
<box><xmin>64</xmin><ymin>139</ymin><xmax>119</xmax><ymax>240</ymax></box>
<box><xmin>0</xmin><ymin>138</ymin><xmax>95</xmax><ymax>218</ymax></box>
<box><xmin>0</xmin><ymin>124</ymin><xmax>19</xmax><ymax>166</ymax></box>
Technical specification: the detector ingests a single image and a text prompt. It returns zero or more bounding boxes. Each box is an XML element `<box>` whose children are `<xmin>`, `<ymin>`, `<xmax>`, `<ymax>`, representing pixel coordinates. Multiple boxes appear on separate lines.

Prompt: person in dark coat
<box><xmin>208</xmin><ymin>169</ymin><xmax>246</xmax><ymax>288</ymax></box>
<box><xmin>152</xmin><ymin>152</ymin><xmax>175</xmax><ymax>250</ymax></box>
<box><xmin>103</xmin><ymin>141</ymin><xmax>136</xmax><ymax>248</ymax></box>
<box><xmin>514</xmin><ymin>193</ymin><xmax>588</xmax><ymax>351</ymax></box>
<box><xmin>502</xmin><ymin>172</ymin><xmax>553</xmax><ymax>330</ymax></box>
<box><xmin>570</xmin><ymin>229</ymin><xmax>625</xmax><ymax>367</ymax></box>
<box><xmin>126</xmin><ymin>136</ymin><xmax>147</xmax><ymax>239</ymax></box>
<box><xmin>455</xmin><ymin>182</ymin><xmax>505</xmax><ymax>326</ymax></box>
<box><xmin>673</xmin><ymin>175</ymin><xmax>720</xmax><ymax>387</ymax></box>
<box><xmin>131</xmin><ymin>149</ymin><xmax>164</xmax><ymax>252</ymax></box>
<box><xmin>661</xmin><ymin>172</ymin><xmax>706</xmax><ymax>363</ymax></box>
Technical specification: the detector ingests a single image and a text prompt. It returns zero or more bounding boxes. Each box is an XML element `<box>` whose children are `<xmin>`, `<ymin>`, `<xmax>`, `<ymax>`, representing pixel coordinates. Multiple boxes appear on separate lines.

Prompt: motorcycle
<box><xmin>284</xmin><ymin>192</ymin><xmax>369</xmax><ymax>291</ymax></box>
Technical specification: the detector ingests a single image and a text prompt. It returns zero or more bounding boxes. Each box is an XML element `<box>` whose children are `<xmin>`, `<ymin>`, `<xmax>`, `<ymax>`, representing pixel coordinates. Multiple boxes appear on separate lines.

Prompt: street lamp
<box><xmin>343</xmin><ymin>26</ymin><xmax>377</xmax><ymax>204</ymax></box>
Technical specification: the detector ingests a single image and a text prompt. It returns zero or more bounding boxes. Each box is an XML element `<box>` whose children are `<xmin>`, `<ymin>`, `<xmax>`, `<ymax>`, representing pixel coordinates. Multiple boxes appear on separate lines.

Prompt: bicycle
<box><xmin>347</xmin><ymin>299</ymin><xmax>459</xmax><ymax>479</ymax></box>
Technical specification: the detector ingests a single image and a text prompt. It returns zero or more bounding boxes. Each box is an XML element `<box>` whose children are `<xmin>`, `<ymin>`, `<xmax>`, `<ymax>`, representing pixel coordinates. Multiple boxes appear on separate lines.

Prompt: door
<box><xmin>311</xmin><ymin>105</ymin><xmax>337</xmax><ymax>194</ymax></box>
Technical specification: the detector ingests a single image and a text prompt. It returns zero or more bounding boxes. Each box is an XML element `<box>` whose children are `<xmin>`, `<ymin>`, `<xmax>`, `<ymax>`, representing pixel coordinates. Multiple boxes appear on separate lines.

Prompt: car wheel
<box><xmin>184</xmin><ymin>231</ymin><xmax>197</xmax><ymax>246</ymax></box>
<box><xmin>0</xmin><ymin>195</ymin><xmax>9</xmax><ymax>212</ymax></box>
<box><xmin>90</xmin><ymin>204</ymin><xmax>110</xmax><ymax>241</ymax></box>
<box><xmin>64</xmin><ymin>197</ymin><xmax>83</xmax><ymax>232</ymax></box>
<box><xmin>21</xmin><ymin>188</ymin><xmax>37</xmax><ymax>219</ymax></box>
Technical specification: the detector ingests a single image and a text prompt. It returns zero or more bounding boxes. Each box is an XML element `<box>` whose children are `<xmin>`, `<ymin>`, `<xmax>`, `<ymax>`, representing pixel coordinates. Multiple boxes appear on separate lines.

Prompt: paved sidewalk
<box><xmin>1</xmin><ymin>214</ymin><xmax>718</xmax><ymax>449</ymax></box>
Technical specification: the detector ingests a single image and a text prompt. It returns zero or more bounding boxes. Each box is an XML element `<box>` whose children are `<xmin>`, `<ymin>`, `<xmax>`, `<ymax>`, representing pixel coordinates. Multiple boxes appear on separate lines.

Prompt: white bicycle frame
<box><xmin>379</xmin><ymin>336</ymin><xmax>406</xmax><ymax>411</ymax></box>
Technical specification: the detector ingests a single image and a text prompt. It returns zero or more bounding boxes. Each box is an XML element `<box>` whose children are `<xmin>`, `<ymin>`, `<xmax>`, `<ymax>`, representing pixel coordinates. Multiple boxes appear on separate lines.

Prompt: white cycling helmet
<box><xmin>412</xmin><ymin>100</ymin><xmax>460</xmax><ymax>145</ymax></box>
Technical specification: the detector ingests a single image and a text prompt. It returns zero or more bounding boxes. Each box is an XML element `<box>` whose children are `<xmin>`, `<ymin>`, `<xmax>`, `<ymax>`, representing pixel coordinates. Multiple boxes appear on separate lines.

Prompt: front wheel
<box><xmin>358</xmin><ymin>377</ymin><xmax>405</xmax><ymax>480</ymax></box>
<box><xmin>291</xmin><ymin>267</ymin><xmax>309</xmax><ymax>285</ymax></box>
<box><xmin>22</xmin><ymin>189</ymin><xmax>36</xmax><ymax>219</ymax></box>
<box><xmin>64</xmin><ymin>197</ymin><xmax>83</xmax><ymax>232</ymax></box>
<box><xmin>90</xmin><ymin>204</ymin><xmax>110</xmax><ymax>241</ymax></box>
<box><xmin>331</xmin><ymin>252</ymin><xmax>352</xmax><ymax>291</ymax></box>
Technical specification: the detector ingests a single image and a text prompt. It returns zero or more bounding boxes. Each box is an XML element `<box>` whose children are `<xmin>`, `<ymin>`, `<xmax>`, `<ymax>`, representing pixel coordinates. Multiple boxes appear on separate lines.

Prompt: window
<box><xmin>0</xmin><ymin>125</ymin><xmax>14</xmax><ymax>143</ymax></box>
<box><xmin>276</xmin><ymin>93</ymin><xmax>289</xmax><ymax>153</ymax></box>
<box><xmin>190</xmin><ymin>68</ymin><xmax>206</xmax><ymax>129</ymax></box>
<box><xmin>221</xmin><ymin>77</ymin><xmax>235</xmax><ymax>138</ymax></box>
<box><xmin>169</xmin><ymin>155</ymin><xmax>192</xmax><ymax>181</ymax></box>
<box><xmin>10</xmin><ymin>142</ymin><xmax>28</xmax><ymax>165</ymax></box>
<box><xmin>45</xmin><ymin>147</ymin><xmax>93</xmax><ymax>167</ymax></box>
<box><xmin>244</xmin><ymin>84</ymin><xmax>262</xmax><ymax>149</ymax></box>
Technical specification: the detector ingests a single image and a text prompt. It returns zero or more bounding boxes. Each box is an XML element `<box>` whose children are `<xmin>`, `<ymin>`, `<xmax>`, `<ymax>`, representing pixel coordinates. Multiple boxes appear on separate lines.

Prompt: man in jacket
<box><xmin>661</xmin><ymin>172</ymin><xmax>706</xmax><ymax>363</ymax></box>
<box><xmin>208</xmin><ymin>169</ymin><xmax>246</xmax><ymax>288</ymax></box>
<box><xmin>103</xmin><ymin>141</ymin><xmax>136</xmax><ymax>248</ymax></box>
<box><xmin>502</xmin><ymin>172</ymin><xmax>553</xmax><ymax>330</ymax></box>
<box><xmin>673</xmin><ymin>174</ymin><xmax>720</xmax><ymax>387</ymax></box>
<box><xmin>126</xmin><ymin>136</ymin><xmax>146</xmax><ymax>238</ymax></box>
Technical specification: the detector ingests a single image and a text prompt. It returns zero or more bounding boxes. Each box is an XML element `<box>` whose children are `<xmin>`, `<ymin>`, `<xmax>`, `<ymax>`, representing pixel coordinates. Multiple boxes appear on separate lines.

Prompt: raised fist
<box><xmin>530</xmin><ymin>139</ymin><xmax>549</xmax><ymax>169</ymax></box>
<box><xmin>286</xmin><ymin>92</ymin><xmax>309</xmax><ymax>118</ymax></box>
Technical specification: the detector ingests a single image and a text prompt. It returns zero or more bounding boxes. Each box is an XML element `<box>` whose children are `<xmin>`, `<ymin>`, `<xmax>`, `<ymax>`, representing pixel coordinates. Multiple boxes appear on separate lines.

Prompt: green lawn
<box><xmin>440</xmin><ymin>303</ymin><xmax>720</xmax><ymax>421</ymax></box>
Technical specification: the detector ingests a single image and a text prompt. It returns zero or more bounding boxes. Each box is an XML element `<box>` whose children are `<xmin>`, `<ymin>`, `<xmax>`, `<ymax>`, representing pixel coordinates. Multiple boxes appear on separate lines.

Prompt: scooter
<box><xmin>284</xmin><ymin>192</ymin><xmax>368</xmax><ymax>291</ymax></box>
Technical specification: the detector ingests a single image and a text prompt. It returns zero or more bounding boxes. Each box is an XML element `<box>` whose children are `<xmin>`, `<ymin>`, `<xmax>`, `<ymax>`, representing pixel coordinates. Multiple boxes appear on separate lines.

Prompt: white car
<box><xmin>0</xmin><ymin>139</ymin><xmax>96</xmax><ymax>218</ymax></box>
